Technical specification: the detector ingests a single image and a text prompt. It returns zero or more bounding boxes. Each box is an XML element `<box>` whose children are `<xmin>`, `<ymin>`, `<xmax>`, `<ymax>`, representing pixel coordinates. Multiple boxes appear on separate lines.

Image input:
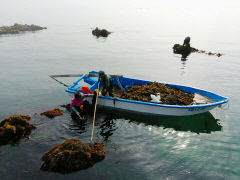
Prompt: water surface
<box><xmin>0</xmin><ymin>0</ymin><xmax>240</xmax><ymax>179</ymax></box>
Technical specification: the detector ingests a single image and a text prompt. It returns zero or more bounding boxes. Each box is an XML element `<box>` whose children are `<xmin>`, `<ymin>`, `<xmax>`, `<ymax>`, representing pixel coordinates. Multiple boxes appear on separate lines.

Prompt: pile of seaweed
<box><xmin>41</xmin><ymin>138</ymin><xmax>106</xmax><ymax>173</ymax></box>
<box><xmin>173</xmin><ymin>44</ymin><xmax>223</xmax><ymax>57</ymax></box>
<box><xmin>40</xmin><ymin>108</ymin><xmax>63</xmax><ymax>118</ymax></box>
<box><xmin>120</xmin><ymin>82</ymin><xmax>194</xmax><ymax>105</ymax></box>
<box><xmin>0</xmin><ymin>23</ymin><xmax>47</xmax><ymax>35</ymax></box>
<box><xmin>0</xmin><ymin>115</ymin><xmax>36</xmax><ymax>145</ymax></box>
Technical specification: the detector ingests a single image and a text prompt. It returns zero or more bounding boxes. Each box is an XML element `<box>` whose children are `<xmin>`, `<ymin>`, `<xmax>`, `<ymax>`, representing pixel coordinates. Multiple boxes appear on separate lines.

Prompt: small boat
<box><xmin>65</xmin><ymin>71</ymin><xmax>229</xmax><ymax>116</ymax></box>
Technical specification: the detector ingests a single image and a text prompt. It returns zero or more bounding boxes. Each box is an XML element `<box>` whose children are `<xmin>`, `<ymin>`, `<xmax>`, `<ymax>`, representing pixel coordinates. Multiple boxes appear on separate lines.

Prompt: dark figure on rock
<box><xmin>173</xmin><ymin>36</ymin><xmax>192</xmax><ymax>59</ymax></box>
<box><xmin>183</xmin><ymin>36</ymin><xmax>191</xmax><ymax>48</ymax></box>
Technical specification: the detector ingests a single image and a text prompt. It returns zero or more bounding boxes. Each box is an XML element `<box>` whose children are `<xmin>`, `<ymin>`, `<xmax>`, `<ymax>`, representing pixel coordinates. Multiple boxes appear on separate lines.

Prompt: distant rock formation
<box><xmin>41</xmin><ymin>138</ymin><xmax>106</xmax><ymax>173</ymax></box>
<box><xmin>0</xmin><ymin>115</ymin><xmax>36</xmax><ymax>145</ymax></box>
<box><xmin>173</xmin><ymin>44</ymin><xmax>223</xmax><ymax>57</ymax></box>
<box><xmin>92</xmin><ymin>27</ymin><xmax>111</xmax><ymax>38</ymax></box>
<box><xmin>40</xmin><ymin>108</ymin><xmax>63</xmax><ymax>118</ymax></box>
<box><xmin>0</xmin><ymin>23</ymin><xmax>47</xmax><ymax>35</ymax></box>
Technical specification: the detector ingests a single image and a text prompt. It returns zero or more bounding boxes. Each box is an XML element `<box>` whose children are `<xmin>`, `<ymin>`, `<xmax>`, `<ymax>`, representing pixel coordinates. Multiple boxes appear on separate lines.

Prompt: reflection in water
<box><xmin>97</xmin><ymin>113</ymin><xmax>118</xmax><ymax>142</ymax></box>
<box><xmin>181</xmin><ymin>54</ymin><xmax>189</xmax><ymax>62</ymax></box>
<box><xmin>69</xmin><ymin>109</ymin><xmax>118</xmax><ymax>142</ymax></box>
<box><xmin>173</xmin><ymin>37</ymin><xmax>192</xmax><ymax>73</ymax></box>
<box><xmin>180</xmin><ymin>58</ymin><xmax>187</xmax><ymax>75</ymax></box>
<box><xmin>102</xmin><ymin>108</ymin><xmax>222</xmax><ymax>134</ymax></box>
<box><xmin>180</xmin><ymin>52</ymin><xmax>190</xmax><ymax>61</ymax></box>
<box><xmin>68</xmin><ymin>106</ymin><xmax>222</xmax><ymax>144</ymax></box>
<box><xmin>69</xmin><ymin>117</ymin><xmax>88</xmax><ymax>135</ymax></box>
<box><xmin>173</xmin><ymin>50</ymin><xmax>190</xmax><ymax>74</ymax></box>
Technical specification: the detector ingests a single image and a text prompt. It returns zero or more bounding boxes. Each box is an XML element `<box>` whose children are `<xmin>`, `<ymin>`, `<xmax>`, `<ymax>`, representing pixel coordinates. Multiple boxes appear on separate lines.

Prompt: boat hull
<box><xmin>68</xmin><ymin>94</ymin><xmax>219</xmax><ymax>116</ymax></box>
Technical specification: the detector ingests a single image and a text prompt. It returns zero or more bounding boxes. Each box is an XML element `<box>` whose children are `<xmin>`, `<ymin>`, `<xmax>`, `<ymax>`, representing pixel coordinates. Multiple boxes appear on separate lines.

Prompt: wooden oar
<box><xmin>49</xmin><ymin>76</ymin><xmax>70</xmax><ymax>87</ymax></box>
<box><xmin>49</xmin><ymin>74</ymin><xmax>83</xmax><ymax>78</ymax></box>
<box><xmin>50</xmin><ymin>73</ymin><xmax>122</xmax><ymax>78</ymax></box>
<box><xmin>91</xmin><ymin>80</ymin><xmax>100</xmax><ymax>142</ymax></box>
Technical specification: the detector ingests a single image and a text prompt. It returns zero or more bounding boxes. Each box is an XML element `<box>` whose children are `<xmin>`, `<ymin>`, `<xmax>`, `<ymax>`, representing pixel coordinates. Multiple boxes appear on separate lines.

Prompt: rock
<box><xmin>120</xmin><ymin>82</ymin><xmax>194</xmax><ymax>105</ymax></box>
<box><xmin>173</xmin><ymin>44</ymin><xmax>198</xmax><ymax>54</ymax></box>
<box><xmin>0</xmin><ymin>115</ymin><xmax>36</xmax><ymax>145</ymax></box>
<box><xmin>92</xmin><ymin>27</ymin><xmax>111</xmax><ymax>37</ymax></box>
<box><xmin>0</xmin><ymin>23</ymin><xmax>47</xmax><ymax>35</ymax></box>
<box><xmin>40</xmin><ymin>108</ymin><xmax>63</xmax><ymax>118</ymax></box>
<box><xmin>173</xmin><ymin>44</ymin><xmax>223</xmax><ymax>57</ymax></box>
<box><xmin>40</xmin><ymin>138</ymin><xmax>106</xmax><ymax>173</ymax></box>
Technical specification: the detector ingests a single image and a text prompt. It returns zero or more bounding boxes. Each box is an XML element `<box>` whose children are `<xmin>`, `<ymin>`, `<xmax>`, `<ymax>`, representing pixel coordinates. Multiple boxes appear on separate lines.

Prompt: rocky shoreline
<box><xmin>0</xmin><ymin>23</ymin><xmax>47</xmax><ymax>35</ymax></box>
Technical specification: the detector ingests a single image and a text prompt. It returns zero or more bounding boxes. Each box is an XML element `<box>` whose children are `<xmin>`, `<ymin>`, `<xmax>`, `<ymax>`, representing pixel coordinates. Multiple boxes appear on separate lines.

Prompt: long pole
<box><xmin>91</xmin><ymin>80</ymin><xmax>100</xmax><ymax>142</ymax></box>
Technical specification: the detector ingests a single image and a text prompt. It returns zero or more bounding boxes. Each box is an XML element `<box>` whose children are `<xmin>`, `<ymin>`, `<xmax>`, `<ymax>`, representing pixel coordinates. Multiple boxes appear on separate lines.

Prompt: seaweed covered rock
<box><xmin>0</xmin><ymin>115</ymin><xmax>36</xmax><ymax>145</ymax></box>
<box><xmin>173</xmin><ymin>44</ymin><xmax>223</xmax><ymax>57</ymax></box>
<box><xmin>92</xmin><ymin>27</ymin><xmax>111</xmax><ymax>37</ymax></box>
<box><xmin>40</xmin><ymin>138</ymin><xmax>106</xmax><ymax>173</ymax></box>
<box><xmin>173</xmin><ymin>44</ymin><xmax>198</xmax><ymax>54</ymax></box>
<box><xmin>120</xmin><ymin>82</ymin><xmax>194</xmax><ymax>105</ymax></box>
<box><xmin>0</xmin><ymin>23</ymin><xmax>47</xmax><ymax>35</ymax></box>
<box><xmin>40</xmin><ymin>108</ymin><xmax>63</xmax><ymax>118</ymax></box>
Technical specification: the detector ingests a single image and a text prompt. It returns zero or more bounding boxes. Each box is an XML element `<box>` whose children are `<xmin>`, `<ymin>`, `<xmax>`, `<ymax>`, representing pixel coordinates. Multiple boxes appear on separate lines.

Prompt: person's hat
<box><xmin>99</xmin><ymin>70</ymin><xmax>105</xmax><ymax>76</ymax></box>
<box><xmin>75</xmin><ymin>92</ymin><xmax>83</xmax><ymax>99</ymax></box>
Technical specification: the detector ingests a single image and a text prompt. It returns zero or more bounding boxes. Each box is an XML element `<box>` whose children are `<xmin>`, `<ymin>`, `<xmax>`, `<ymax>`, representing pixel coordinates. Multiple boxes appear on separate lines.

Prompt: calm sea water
<box><xmin>0</xmin><ymin>0</ymin><xmax>240</xmax><ymax>179</ymax></box>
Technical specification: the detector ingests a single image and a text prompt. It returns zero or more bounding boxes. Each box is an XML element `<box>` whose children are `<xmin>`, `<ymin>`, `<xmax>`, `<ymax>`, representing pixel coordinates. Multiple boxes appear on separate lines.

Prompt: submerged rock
<box><xmin>119</xmin><ymin>82</ymin><xmax>194</xmax><ymax>105</ymax></box>
<box><xmin>40</xmin><ymin>108</ymin><xmax>63</xmax><ymax>118</ymax></box>
<box><xmin>92</xmin><ymin>27</ymin><xmax>111</xmax><ymax>37</ymax></box>
<box><xmin>0</xmin><ymin>23</ymin><xmax>47</xmax><ymax>35</ymax></box>
<box><xmin>0</xmin><ymin>115</ymin><xmax>36</xmax><ymax>145</ymax></box>
<box><xmin>40</xmin><ymin>138</ymin><xmax>106</xmax><ymax>173</ymax></box>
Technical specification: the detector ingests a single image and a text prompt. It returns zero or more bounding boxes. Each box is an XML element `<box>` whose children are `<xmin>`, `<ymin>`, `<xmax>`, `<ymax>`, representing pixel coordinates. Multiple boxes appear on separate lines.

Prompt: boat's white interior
<box><xmin>192</xmin><ymin>93</ymin><xmax>215</xmax><ymax>105</ymax></box>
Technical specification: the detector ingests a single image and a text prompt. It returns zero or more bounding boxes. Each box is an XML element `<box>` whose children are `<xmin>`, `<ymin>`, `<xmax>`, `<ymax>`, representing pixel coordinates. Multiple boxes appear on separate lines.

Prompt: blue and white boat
<box><xmin>65</xmin><ymin>71</ymin><xmax>229</xmax><ymax>116</ymax></box>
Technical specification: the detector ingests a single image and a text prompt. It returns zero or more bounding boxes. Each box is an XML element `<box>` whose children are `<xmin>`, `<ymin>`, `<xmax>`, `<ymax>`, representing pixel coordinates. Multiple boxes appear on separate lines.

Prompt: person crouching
<box><xmin>70</xmin><ymin>92</ymin><xmax>91</xmax><ymax>119</ymax></box>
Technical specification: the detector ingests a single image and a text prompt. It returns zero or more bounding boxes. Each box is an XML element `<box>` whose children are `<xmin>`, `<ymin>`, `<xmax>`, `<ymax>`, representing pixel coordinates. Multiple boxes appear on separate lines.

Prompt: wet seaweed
<box><xmin>40</xmin><ymin>108</ymin><xmax>63</xmax><ymax>118</ymax></box>
<box><xmin>119</xmin><ymin>82</ymin><xmax>194</xmax><ymax>105</ymax></box>
<box><xmin>0</xmin><ymin>115</ymin><xmax>36</xmax><ymax>145</ymax></box>
<box><xmin>40</xmin><ymin>138</ymin><xmax>106</xmax><ymax>173</ymax></box>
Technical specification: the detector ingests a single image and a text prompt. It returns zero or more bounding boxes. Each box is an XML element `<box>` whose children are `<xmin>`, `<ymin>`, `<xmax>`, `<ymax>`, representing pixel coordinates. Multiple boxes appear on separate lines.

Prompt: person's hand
<box><xmin>77</xmin><ymin>111</ymin><xmax>81</xmax><ymax>117</ymax></box>
<box><xmin>72</xmin><ymin>107</ymin><xmax>81</xmax><ymax>117</ymax></box>
<box><xmin>102</xmin><ymin>89</ymin><xmax>107</xmax><ymax>95</ymax></box>
<box><xmin>94</xmin><ymin>89</ymin><xmax>99</xmax><ymax>94</ymax></box>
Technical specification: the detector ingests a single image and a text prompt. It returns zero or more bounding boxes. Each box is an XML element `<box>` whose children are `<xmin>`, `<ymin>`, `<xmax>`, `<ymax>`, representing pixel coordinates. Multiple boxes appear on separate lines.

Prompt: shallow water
<box><xmin>0</xmin><ymin>0</ymin><xmax>240</xmax><ymax>179</ymax></box>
